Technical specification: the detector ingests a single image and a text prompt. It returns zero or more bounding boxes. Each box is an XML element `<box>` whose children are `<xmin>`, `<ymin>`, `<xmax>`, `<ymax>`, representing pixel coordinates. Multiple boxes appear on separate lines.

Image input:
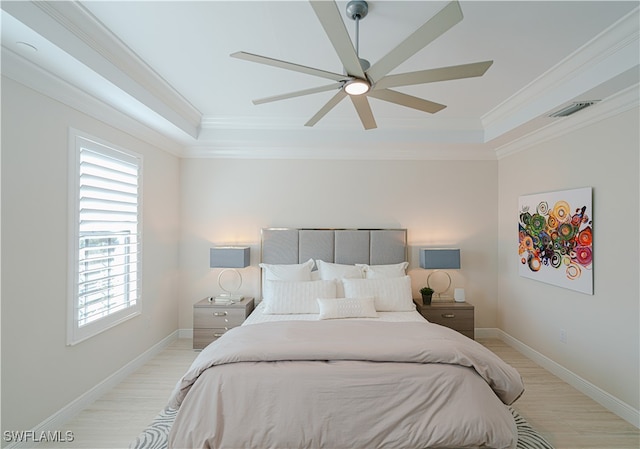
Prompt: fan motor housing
<box><xmin>346</xmin><ymin>1</ymin><xmax>368</xmax><ymax>20</ymax></box>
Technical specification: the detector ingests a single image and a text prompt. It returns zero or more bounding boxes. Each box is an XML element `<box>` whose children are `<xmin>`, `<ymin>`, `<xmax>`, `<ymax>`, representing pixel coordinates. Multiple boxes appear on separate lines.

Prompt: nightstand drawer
<box><xmin>194</xmin><ymin>307</ymin><xmax>246</xmax><ymax>328</ymax></box>
<box><xmin>413</xmin><ymin>299</ymin><xmax>475</xmax><ymax>339</ymax></box>
<box><xmin>193</xmin><ymin>328</ymin><xmax>230</xmax><ymax>348</ymax></box>
<box><xmin>193</xmin><ymin>297</ymin><xmax>254</xmax><ymax>350</ymax></box>
<box><xmin>422</xmin><ymin>308</ymin><xmax>473</xmax><ymax>329</ymax></box>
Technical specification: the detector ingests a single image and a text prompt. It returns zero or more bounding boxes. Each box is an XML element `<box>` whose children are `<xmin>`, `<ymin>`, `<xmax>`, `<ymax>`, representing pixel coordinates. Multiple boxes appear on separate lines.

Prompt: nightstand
<box><xmin>193</xmin><ymin>297</ymin><xmax>254</xmax><ymax>350</ymax></box>
<box><xmin>414</xmin><ymin>298</ymin><xmax>474</xmax><ymax>339</ymax></box>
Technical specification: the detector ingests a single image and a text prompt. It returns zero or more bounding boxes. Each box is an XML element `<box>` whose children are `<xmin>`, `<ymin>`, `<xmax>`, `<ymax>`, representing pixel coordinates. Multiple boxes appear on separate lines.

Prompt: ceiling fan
<box><xmin>231</xmin><ymin>0</ymin><xmax>493</xmax><ymax>130</ymax></box>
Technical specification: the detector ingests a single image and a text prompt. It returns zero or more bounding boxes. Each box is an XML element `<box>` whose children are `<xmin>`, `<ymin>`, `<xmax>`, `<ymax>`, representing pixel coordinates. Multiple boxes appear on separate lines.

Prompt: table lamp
<box><xmin>419</xmin><ymin>248</ymin><xmax>460</xmax><ymax>299</ymax></box>
<box><xmin>210</xmin><ymin>246</ymin><xmax>250</xmax><ymax>303</ymax></box>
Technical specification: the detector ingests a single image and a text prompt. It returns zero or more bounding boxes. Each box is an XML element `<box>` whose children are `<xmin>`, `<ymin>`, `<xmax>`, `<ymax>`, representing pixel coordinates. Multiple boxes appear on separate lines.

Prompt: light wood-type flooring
<box><xmin>35</xmin><ymin>337</ymin><xmax>639</xmax><ymax>449</ymax></box>
<box><xmin>479</xmin><ymin>339</ymin><xmax>639</xmax><ymax>449</ymax></box>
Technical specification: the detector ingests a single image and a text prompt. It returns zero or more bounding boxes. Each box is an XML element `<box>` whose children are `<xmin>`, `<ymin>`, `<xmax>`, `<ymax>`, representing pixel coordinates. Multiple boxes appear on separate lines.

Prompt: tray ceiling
<box><xmin>1</xmin><ymin>1</ymin><xmax>638</xmax><ymax>159</ymax></box>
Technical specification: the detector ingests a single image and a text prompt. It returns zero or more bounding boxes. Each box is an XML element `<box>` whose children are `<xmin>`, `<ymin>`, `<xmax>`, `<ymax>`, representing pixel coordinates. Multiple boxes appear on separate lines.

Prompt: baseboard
<box><xmin>475</xmin><ymin>327</ymin><xmax>500</xmax><ymax>339</ymax></box>
<box><xmin>5</xmin><ymin>330</ymin><xmax>179</xmax><ymax>449</ymax></box>
<box><xmin>178</xmin><ymin>328</ymin><xmax>193</xmax><ymax>339</ymax></box>
<box><xmin>480</xmin><ymin>327</ymin><xmax>640</xmax><ymax>429</ymax></box>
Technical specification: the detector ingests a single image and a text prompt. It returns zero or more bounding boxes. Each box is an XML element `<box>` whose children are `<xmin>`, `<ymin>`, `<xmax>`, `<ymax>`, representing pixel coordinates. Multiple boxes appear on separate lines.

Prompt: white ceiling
<box><xmin>1</xmin><ymin>1</ymin><xmax>638</xmax><ymax>159</ymax></box>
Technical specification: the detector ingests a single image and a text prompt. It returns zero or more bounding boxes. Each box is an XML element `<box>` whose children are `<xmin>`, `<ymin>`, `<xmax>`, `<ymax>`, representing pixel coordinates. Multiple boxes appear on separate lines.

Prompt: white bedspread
<box><xmin>169</xmin><ymin>320</ymin><xmax>523</xmax><ymax>449</ymax></box>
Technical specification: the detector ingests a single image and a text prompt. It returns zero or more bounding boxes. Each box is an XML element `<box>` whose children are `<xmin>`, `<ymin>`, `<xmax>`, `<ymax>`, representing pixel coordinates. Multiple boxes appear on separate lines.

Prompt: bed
<box><xmin>168</xmin><ymin>228</ymin><xmax>524</xmax><ymax>449</ymax></box>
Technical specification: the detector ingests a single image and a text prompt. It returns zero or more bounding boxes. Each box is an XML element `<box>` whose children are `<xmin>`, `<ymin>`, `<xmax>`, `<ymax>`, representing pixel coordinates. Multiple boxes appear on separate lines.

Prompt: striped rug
<box><xmin>130</xmin><ymin>407</ymin><xmax>554</xmax><ymax>449</ymax></box>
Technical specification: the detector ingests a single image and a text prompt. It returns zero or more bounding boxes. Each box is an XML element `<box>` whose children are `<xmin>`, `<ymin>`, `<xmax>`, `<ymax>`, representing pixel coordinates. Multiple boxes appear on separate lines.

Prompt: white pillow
<box><xmin>260</xmin><ymin>258</ymin><xmax>315</xmax><ymax>281</ymax></box>
<box><xmin>317</xmin><ymin>297</ymin><xmax>378</xmax><ymax>320</ymax></box>
<box><xmin>263</xmin><ymin>279</ymin><xmax>336</xmax><ymax>314</ymax></box>
<box><xmin>316</xmin><ymin>260</ymin><xmax>365</xmax><ymax>280</ymax></box>
<box><xmin>342</xmin><ymin>276</ymin><xmax>414</xmax><ymax>311</ymax></box>
<box><xmin>357</xmin><ymin>262</ymin><xmax>409</xmax><ymax>279</ymax></box>
<box><xmin>260</xmin><ymin>259</ymin><xmax>315</xmax><ymax>300</ymax></box>
<box><xmin>316</xmin><ymin>260</ymin><xmax>365</xmax><ymax>297</ymax></box>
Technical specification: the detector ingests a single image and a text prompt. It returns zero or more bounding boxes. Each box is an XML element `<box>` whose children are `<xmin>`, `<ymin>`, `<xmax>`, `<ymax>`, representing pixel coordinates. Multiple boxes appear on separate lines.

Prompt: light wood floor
<box><xmin>37</xmin><ymin>338</ymin><xmax>639</xmax><ymax>449</ymax></box>
<box><xmin>479</xmin><ymin>339</ymin><xmax>639</xmax><ymax>449</ymax></box>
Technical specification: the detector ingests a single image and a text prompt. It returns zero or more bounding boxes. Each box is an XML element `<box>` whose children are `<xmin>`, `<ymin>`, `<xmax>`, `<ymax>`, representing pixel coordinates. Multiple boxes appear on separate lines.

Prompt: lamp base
<box><xmin>209</xmin><ymin>293</ymin><xmax>244</xmax><ymax>304</ymax></box>
<box><xmin>214</xmin><ymin>269</ymin><xmax>244</xmax><ymax>303</ymax></box>
<box><xmin>427</xmin><ymin>270</ymin><xmax>452</xmax><ymax>299</ymax></box>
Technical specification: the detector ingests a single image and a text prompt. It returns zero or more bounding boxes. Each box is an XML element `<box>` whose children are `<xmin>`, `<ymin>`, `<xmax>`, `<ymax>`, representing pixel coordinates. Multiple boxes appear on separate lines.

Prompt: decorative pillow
<box><xmin>317</xmin><ymin>297</ymin><xmax>378</xmax><ymax>320</ymax></box>
<box><xmin>357</xmin><ymin>262</ymin><xmax>409</xmax><ymax>279</ymax></box>
<box><xmin>263</xmin><ymin>279</ymin><xmax>336</xmax><ymax>314</ymax></box>
<box><xmin>259</xmin><ymin>258</ymin><xmax>314</xmax><ymax>281</ymax></box>
<box><xmin>342</xmin><ymin>276</ymin><xmax>414</xmax><ymax>311</ymax></box>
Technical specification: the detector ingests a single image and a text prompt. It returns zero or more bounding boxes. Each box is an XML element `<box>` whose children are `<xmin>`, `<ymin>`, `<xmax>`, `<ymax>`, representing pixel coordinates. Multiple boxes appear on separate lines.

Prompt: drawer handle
<box><xmin>213</xmin><ymin>329</ymin><xmax>229</xmax><ymax>337</ymax></box>
<box><xmin>442</xmin><ymin>313</ymin><xmax>455</xmax><ymax>318</ymax></box>
<box><xmin>213</xmin><ymin>311</ymin><xmax>228</xmax><ymax>317</ymax></box>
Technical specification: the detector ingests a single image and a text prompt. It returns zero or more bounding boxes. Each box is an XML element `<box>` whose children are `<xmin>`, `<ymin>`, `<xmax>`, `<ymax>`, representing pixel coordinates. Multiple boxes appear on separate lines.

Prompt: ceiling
<box><xmin>1</xmin><ymin>1</ymin><xmax>638</xmax><ymax>159</ymax></box>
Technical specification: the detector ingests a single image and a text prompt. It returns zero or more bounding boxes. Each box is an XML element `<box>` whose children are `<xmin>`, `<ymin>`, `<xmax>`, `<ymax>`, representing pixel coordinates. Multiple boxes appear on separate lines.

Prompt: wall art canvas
<box><xmin>518</xmin><ymin>187</ymin><xmax>593</xmax><ymax>294</ymax></box>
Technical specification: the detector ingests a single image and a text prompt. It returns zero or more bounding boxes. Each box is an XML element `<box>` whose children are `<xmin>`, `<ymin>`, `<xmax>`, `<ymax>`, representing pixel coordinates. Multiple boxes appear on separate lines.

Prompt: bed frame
<box><xmin>260</xmin><ymin>228</ymin><xmax>407</xmax><ymax>265</ymax></box>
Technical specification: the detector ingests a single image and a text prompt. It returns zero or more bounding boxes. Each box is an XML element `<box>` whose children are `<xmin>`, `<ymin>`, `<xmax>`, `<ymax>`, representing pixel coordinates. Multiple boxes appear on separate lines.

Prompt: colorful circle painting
<box><xmin>518</xmin><ymin>188</ymin><xmax>593</xmax><ymax>294</ymax></box>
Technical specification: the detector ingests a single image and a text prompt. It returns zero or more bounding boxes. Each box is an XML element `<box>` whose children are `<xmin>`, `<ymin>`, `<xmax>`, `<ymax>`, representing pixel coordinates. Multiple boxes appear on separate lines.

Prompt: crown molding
<box><xmin>494</xmin><ymin>85</ymin><xmax>639</xmax><ymax>159</ymax></box>
<box><xmin>191</xmin><ymin>85</ymin><xmax>639</xmax><ymax>160</ymax></box>
<box><xmin>183</xmin><ymin>145</ymin><xmax>497</xmax><ymax>161</ymax></box>
<box><xmin>200</xmin><ymin>115</ymin><xmax>484</xmax><ymax>132</ymax></box>
<box><xmin>2</xmin><ymin>0</ymin><xmax>202</xmax><ymax>139</ymax></box>
<box><xmin>1</xmin><ymin>46</ymin><xmax>187</xmax><ymax>158</ymax></box>
<box><xmin>483</xmin><ymin>7</ymin><xmax>639</xmax><ymax>143</ymax></box>
<box><xmin>182</xmin><ymin>129</ymin><xmax>496</xmax><ymax>160</ymax></box>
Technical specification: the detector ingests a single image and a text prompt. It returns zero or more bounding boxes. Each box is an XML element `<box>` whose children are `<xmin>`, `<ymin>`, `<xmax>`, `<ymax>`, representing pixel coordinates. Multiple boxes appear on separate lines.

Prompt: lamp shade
<box><xmin>419</xmin><ymin>248</ymin><xmax>460</xmax><ymax>269</ymax></box>
<box><xmin>210</xmin><ymin>246</ymin><xmax>250</xmax><ymax>268</ymax></box>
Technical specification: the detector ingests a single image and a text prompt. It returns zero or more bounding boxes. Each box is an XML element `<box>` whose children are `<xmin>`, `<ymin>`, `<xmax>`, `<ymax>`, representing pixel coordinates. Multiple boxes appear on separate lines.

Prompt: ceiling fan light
<box><xmin>344</xmin><ymin>79</ymin><xmax>370</xmax><ymax>95</ymax></box>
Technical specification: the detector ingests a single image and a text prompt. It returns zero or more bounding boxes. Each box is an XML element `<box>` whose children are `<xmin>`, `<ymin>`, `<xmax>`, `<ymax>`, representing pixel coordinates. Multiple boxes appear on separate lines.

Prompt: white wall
<box><xmin>1</xmin><ymin>77</ymin><xmax>181</xmax><ymax>433</ymax></box>
<box><xmin>497</xmin><ymin>107</ymin><xmax>640</xmax><ymax>413</ymax></box>
<box><xmin>178</xmin><ymin>158</ymin><xmax>499</xmax><ymax>329</ymax></box>
<box><xmin>4</xmin><ymin>67</ymin><xmax>636</xmax><ymax>437</ymax></box>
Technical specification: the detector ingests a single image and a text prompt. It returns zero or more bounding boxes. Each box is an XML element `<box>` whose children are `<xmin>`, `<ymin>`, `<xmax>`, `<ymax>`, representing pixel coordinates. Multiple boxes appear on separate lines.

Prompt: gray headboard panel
<box><xmin>261</xmin><ymin>228</ymin><xmax>407</xmax><ymax>265</ymax></box>
<box><xmin>299</xmin><ymin>230</ymin><xmax>335</xmax><ymax>263</ymax></box>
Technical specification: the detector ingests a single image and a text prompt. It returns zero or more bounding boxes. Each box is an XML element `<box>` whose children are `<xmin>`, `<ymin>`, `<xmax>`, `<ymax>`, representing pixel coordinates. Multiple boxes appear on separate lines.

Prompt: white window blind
<box><xmin>68</xmin><ymin>131</ymin><xmax>142</xmax><ymax>344</ymax></box>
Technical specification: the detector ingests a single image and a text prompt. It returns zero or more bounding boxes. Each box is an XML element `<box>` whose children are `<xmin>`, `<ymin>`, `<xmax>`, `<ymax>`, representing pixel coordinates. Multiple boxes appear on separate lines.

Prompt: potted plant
<box><xmin>420</xmin><ymin>287</ymin><xmax>434</xmax><ymax>305</ymax></box>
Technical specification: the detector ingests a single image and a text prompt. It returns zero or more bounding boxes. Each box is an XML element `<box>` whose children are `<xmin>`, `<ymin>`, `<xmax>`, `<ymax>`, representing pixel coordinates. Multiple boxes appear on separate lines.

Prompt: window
<box><xmin>68</xmin><ymin>130</ymin><xmax>142</xmax><ymax>345</ymax></box>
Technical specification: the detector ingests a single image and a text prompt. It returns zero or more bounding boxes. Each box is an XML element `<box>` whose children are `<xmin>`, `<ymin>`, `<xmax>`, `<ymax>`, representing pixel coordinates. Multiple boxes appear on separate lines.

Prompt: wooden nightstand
<box><xmin>414</xmin><ymin>298</ymin><xmax>475</xmax><ymax>339</ymax></box>
<box><xmin>193</xmin><ymin>297</ymin><xmax>254</xmax><ymax>350</ymax></box>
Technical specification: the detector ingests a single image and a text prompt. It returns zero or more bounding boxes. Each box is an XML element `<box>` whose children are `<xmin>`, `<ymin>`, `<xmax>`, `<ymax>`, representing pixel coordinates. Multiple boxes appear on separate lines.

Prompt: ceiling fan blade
<box><xmin>305</xmin><ymin>89</ymin><xmax>348</xmax><ymax>127</ymax></box>
<box><xmin>368</xmin><ymin>89</ymin><xmax>446</xmax><ymax>114</ymax></box>
<box><xmin>253</xmin><ymin>83</ymin><xmax>343</xmax><ymax>105</ymax></box>
<box><xmin>374</xmin><ymin>61</ymin><xmax>494</xmax><ymax>90</ymax></box>
<box><xmin>309</xmin><ymin>1</ymin><xmax>366</xmax><ymax>79</ymax></box>
<box><xmin>350</xmin><ymin>96</ymin><xmax>377</xmax><ymax>130</ymax></box>
<box><xmin>366</xmin><ymin>0</ymin><xmax>463</xmax><ymax>83</ymax></box>
<box><xmin>231</xmin><ymin>51</ymin><xmax>349</xmax><ymax>82</ymax></box>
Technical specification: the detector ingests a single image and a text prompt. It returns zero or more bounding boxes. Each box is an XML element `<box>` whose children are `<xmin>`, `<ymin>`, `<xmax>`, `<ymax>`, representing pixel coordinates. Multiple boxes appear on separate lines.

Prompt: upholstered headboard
<box><xmin>261</xmin><ymin>228</ymin><xmax>407</xmax><ymax>265</ymax></box>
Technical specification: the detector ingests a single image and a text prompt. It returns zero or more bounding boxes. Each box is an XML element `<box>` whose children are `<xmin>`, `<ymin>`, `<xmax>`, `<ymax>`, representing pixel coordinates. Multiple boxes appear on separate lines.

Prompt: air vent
<box><xmin>549</xmin><ymin>101</ymin><xmax>599</xmax><ymax>118</ymax></box>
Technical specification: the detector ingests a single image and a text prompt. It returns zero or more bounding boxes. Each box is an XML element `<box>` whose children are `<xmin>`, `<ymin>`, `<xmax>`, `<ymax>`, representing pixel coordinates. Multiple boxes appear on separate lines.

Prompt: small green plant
<box><xmin>420</xmin><ymin>287</ymin><xmax>434</xmax><ymax>296</ymax></box>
